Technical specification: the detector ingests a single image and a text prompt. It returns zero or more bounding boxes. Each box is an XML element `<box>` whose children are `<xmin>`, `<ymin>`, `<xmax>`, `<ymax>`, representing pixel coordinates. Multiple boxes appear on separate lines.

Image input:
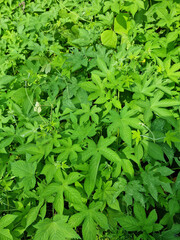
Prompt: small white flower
<box><xmin>34</xmin><ymin>102</ymin><xmax>42</xmax><ymax>113</ymax></box>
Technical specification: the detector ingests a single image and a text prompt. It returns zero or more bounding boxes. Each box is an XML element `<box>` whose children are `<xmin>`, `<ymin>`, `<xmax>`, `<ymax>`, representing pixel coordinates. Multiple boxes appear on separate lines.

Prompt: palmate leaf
<box><xmin>156</xmin><ymin>4</ymin><xmax>179</xmax><ymax>28</ymax></box>
<box><xmin>131</xmin><ymin>67</ymin><xmax>174</xmax><ymax>100</ymax></box>
<box><xmin>68</xmin><ymin>122</ymin><xmax>97</xmax><ymax>142</ymax></box>
<box><xmin>122</xmin><ymin>0</ymin><xmax>145</xmax><ymax>16</ymax></box>
<box><xmin>93</xmin><ymin>181</ymin><xmax>120</xmax><ymax>211</ymax></box>
<box><xmin>83</xmin><ymin>136</ymin><xmax>121</xmax><ymax>196</ymax></box>
<box><xmin>97</xmin><ymin>57</ymin><xmax>108</xmax><ymax>75</ymax></box>
<box><xmin>52</xmin><ymin>138</ymin><xmax>82</xmax><ymax>163</ymax></box>
<box><xmin>136</xmin><ymin>90</ymin><xmax>180</xmax><ymax>123</ymax></box>
<box><xmin>41</xmin><ymin>170</ymin><xmax>83</xmax><ymax>214</ymax></box>
<box><xmin>75</xmin><ymin>103</ymin><xmax>102</xmax><ymax>125</ymax></box>
<box><xmin>118</xmin><ymin>216</ymin><xmax>140</xmax><ymax>232</ymax></box>
<box><xmin>141</xmin><ymin>170</ymin><xmax>162</xmax><ymax>201</ymax></box>
<box><xmin>15</xmin><ymin>143</ymin><xmax>45</xmax><ymax>162</ymax></box>
<box><xmin>69</xmin><ymin>202</ymin><xmax>109</xmax><ymax>240</ymax></box>
<box><xmin>107</xmin><ymin>106</ymin><xmax>141</xmax><ymax>146</ymax></box>
<box><xmin>81</xmin><ymin>139</ymin><xmax>97</xmax><ymax>161</ymax></box>
<box><xmin>79</xmin><ymin>74</ymin><xmax>105</xmax><ymax>101</ymax></box>
<box><xmin>164</xmin><ymin>131</ymin><xmax>180</xmax><ymax>147</ymax></box>
<box><xmin>64</xmin><ymin>48</ymin><xmax>88</xmax><ymax>72</ymax></box>
<box><xmin>118</xmin><ymin>203</ymin><xmax>162</xmax><ymax>234</ymax></box>
<box><xmin>131</xmin><ymin>71</ymin><xmax>156</xmax><ymax>99</ymax></box>
<box><xmin>141</xmin><ymin>166</ymin><xmax>173</xmax><ymax>201</ymax></box>
<box><xmin>11</xmin><ymin>161</ymin><xmax>37</xmax><ymax>190</ymax></box>
<box><xmin>41</xmin><ymin>163</ymin><xmax>57</xmax><ymax>184</ymax></box>
<box><xmin>123</xmin><ymin>180</ymin><xmax>145</xmax><ymax>207</ymax></box>
<box><xmin>34</xmin><ymin>215</ymin><xmax>80</xmax><ymax>240</ymax></box>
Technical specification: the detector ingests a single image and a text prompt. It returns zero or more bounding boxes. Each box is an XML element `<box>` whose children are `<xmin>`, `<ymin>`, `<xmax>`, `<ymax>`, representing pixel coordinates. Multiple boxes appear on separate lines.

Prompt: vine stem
<box><xmin>139</xmin><ymin>123</ymin><xmax>165</xmax><ymax>142</ymax></box>
<box><xmin>140</xmin><ymin>135</ymin><xmax>165</xmax><ymax>141</ymax></box>
<box><xmin>139</xmin><ymin>123</ymin><xmax>156</xmax><ymax>142</ymax></box>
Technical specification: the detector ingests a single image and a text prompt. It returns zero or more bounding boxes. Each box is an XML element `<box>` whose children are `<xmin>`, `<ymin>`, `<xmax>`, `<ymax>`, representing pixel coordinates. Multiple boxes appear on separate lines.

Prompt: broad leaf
<box><xmin>101</xmin><ymin>30</ymin><xmax>117</xmax><ymax>48</ymax></box>
<box><xmin>34</xmin><ymin>215</ymin><xmax>80</xmax><ymax>240</ymax></box>
<box><xmin>11</xmin><ymin>161</ymin><xmax>37</xmax><ymax>190</ymax></box>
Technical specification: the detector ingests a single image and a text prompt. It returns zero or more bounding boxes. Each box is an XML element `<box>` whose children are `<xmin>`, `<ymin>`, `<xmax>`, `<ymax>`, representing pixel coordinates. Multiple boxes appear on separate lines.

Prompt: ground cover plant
<box><xmin>0</xmin><ymin>0</ymin><xmax>180</xmax><ymax>239</ymax></box>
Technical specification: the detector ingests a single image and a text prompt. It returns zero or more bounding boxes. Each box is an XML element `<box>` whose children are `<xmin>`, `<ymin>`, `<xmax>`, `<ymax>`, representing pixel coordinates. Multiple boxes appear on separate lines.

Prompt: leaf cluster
<box><xmin>0</xmin><ymin>0</ymin><xmax>180</xmax><ymax>239</ymax></box>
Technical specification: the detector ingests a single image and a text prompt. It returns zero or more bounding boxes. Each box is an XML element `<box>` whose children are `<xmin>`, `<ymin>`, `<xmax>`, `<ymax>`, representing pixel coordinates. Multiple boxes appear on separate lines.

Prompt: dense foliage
<box><xmin>0</xmin><ymin>0</ymin><xmax>180</xmax><ymax>239</ymax></box>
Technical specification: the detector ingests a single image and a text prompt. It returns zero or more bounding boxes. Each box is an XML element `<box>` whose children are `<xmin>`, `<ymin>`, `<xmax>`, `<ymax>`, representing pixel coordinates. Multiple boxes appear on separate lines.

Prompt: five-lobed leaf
<box><xmin>34</xmin><ymin>215</ymin><xmax>80</xmax><ymax>240</ymax></box>
<box><xmin>11</xmin><ymin>161</ymin><xmax>37</xmax><ymax>190</ymax></box>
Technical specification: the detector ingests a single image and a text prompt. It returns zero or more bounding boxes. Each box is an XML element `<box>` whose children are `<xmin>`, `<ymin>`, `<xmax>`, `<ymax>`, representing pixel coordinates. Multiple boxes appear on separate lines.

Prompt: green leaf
<box><xmin>26</xmin><ymin>205</ymin><xmax>41</xmax><ymax>229</ymax></box>
<box><xmin>101</xmin><ymin>30</ymin><xmax>117</xmax><ymax>48</ymax></box>
<box><xmin>122</xmin><ymin>159</ymin><xmax>134</xmax><ymax>178</ymax></box>
<box><xmin>124</xmin><ymin>180</ymin><xmax>145</xmax><ymax>207</ymax></box>
<box><xmin>155</xmin><ymin>166</ymin><xmax>174</xmax><ymax>176</ymax></box>
<box><xmin>118</xmin><ymin>216</ymin><xmax>140</xmax><ymax>231</ymax></box>
<box><xmin>11</xmin><ymin>161</ymin><xmax>37</xmax><ymax>190</ymax></box>
<box><xmin>164</xmin><ymin>131</ymin><xmax>180</xmax><ymax>147</ymax></box>
<box><xmin>107</xmin><ymin>108</ymin><xmax>141</xmax><ymax>146</ymax></box>
<box><xmin>99</xmin><ymin>147</ymin><xmax>121</xmax><ymax>163</ymax></box>
<box><xmin>97</xmin><ymin>57</ymin><xmax>108</xmax><ymax>74</ymax></box>
<box><xmin>98</xmin><ymin>136</ymin><xmax>116</xmax><ymax>149</ymax></box>
<box><xmin>0</xmin><ymin>137</ymin><xmax>14</xmax><ymax>149</ymax></box>
<box><xmin>41</xmin><ymin>164</ymin><xmax>57</xmax><ymax>184</ymax></box>
<box><xmin>34</xmin><ymin>215</ymin><xmax>80</xmax><ymax>240</ymax></box>
<box><xmin>141</xmin><ymin>171</ymin><xmax>159</xmax><ymax>201</ymax></box>
<box><xmin>10</xmin><ymin>87</ymin><xmax>27</xmax><ymax>105</ymax></box>
<box><xmin>166</xmin><ymin>31</ymin><xmax>178</xmax><ymax>44</ymax></box>
<box><xmin>0</xmin><ymin>228</ymin><xmax>13</xmax><ymax>240</ymax></box>
<box><xmin>114</xmin><ymin>13</ymin><xmax>127</xmax><ymax>34</ymax></box>
<box><xmin>122</xmin><ymin>0</ymin><xmax>144</xmax><ymax>16</ymax></box>
<box><xmin>65</xmin><ymin>172</ymin><xmax>82</xmax><ymax>185</ymax></box>
<box><xmin>0</xmin><ymin>215</ymin><xmax>17</xmax><ymax>228</ymax></box>
<box><xmin>147</xmin><ymin>142</ymin><xmax>165</xmax><ymax>162</ymax></box>
<box><xmin>119</xmin><ymin>121</ymin><xmax>132</xmax><ymax>146</ymax></box>
<box><xmin>0</xmin><ymin>75</ymin><xmax>15</xmax><ymax>88</ymax></box>
<box><xmin>146</xmin><ymin>209</ymin><xmax>157</xmax><ymax>225</ymax></box>
<box><xmin>82</xmin><ymin>216</ymin><xmax>96</xmax><ymax>240</ymax></box>
<box><xmin>54</xmin><ymin>190</ymin><xmax>64</xmax><ymax>215</ymax></box>
<box><xmin>42</xmin><ymin>183</ymin><xmax>61</xmax><ymax>197</ymax></box>
<box><xmin>134</xmin><ymin>203</ymin><xmax>146</xmax><ymax>221</ymax></box>
<box><xmin>168</xmin><ymin>199</ymin><xmax>179</xmax><ymax>216</ymax></box>
<box><xmin>68</xmin><ymin>213</ymin><xmax>85</xmax><ymax>228</ymax></box>
<box><xmin>84</xmin><ymin>153</ymin><xmax>101</xmax><ymax>196</ymax></box>
<box><xmin>134</xmin><ymin>144</ymin><xmax>143</xmax><ymax>165</ymax></box>
<box><xmin>161</xmin><ymin>224</ymin><xmax>180</xmax><ymax>240</ymax></box>
<box><xmin>64</xmin><ymin>186</ymin><xmax>82</xmax><ymax>205</ymax></box>
<box><xmin>114</xmin><ymin>12</ymin><xmax>132</xmax><ymax>38</ymax></box>
<box><xmin>93</xmin><ymin>211</ymin><xmax>109</xmax><ymax>230</ymax></box>
<box><xmin>79</xmin><ymin>82</ymin><xmax>98</xmax><ymax>92</ymax></box>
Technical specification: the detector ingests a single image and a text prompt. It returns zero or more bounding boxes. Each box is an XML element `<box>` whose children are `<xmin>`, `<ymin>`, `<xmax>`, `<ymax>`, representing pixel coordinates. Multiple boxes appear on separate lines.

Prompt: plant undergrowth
<box><xmin>0</xmin><ymin>0</ymin><xmax>180</xmax><ymax>239</ymax></box>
